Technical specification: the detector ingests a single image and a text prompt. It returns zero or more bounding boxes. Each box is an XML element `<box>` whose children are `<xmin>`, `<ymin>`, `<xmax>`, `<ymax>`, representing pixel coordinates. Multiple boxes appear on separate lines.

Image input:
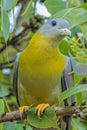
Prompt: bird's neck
<box><xmin>25</xmin><ymin>31</ymin><xmax>64</xmax><ymax>61</ymax></box>
<box><xmin>28</xmin><ymin>31</ymin><xmax>61</xmax><ymax>50</ymax></box>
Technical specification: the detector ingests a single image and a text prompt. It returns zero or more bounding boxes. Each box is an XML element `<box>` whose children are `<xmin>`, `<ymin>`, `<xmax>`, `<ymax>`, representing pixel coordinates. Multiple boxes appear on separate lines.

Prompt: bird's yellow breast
<box><xmin>18</xmin><ymin>31</ymin><xmax>66</xmax><ymax>106</ymax></box>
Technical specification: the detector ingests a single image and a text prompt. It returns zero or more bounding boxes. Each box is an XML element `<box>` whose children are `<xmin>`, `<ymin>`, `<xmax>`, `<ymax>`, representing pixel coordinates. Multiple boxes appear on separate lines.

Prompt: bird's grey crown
<box><xmin>40</xmin><ymin>18</ymin><xmax>70</xmax><ymax>31</ymax></box>
<box><xmin>39</xmin><ymin>18</ymin><xmax>70</xmax><ymax>40</ymax></box>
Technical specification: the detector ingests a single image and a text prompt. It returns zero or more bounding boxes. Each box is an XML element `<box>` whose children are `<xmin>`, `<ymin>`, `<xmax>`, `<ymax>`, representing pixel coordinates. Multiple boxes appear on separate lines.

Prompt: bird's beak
<box><xmin>60</xmin><ymin>28</ymin><xmax>71</xmax><ymax>36</ymax></box>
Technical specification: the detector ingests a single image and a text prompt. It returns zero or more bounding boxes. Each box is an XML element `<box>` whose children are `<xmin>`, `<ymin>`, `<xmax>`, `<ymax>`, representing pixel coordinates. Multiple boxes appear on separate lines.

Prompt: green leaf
<box><xmin>52</xmin><ymin>7</ymin><xmax>87</xmax><ymax>29</ymax></box>
<box><xmin>3</xmin><ymin>0</ymin><xmax>17</xmax><ymax>10</ymax></box>
<box><xmin>71</xmin><ymin>25</ymin><xmax>81</xmax><ymax>36</ymax></box>
<box><xmin>58</xmin><ymin>84</ymin><xmax>87</xmax><ymax>103</ymax></box>
<box><xmin>81</xmin><ymin>23</ymin><xmax>87</xmax><ymax>39</ymax></box>
<box><xmin>27</xmin><ymin>107</ymin><xmax>58</xmax><ymax>129</ymax></box>
<box><xmin>20</xmin><ymin>0</ymin><xmax>33</xmax><ymax>22</ymax></box>
<box><xmin>26</xmin><ymin>125</ymin><xmax>32</xmax><ymax>130</ymax></box>
<box><xmin>71</xmin><ymin>118</ymin><xmax>87</xmax><ymax>130</ymax></box>
<box><xmin>3</xmin><ymin>122</ymin><xmax>32</xmax><ymax>130</ymax></box>
<box><xmin>45</xmin><ymin>0</ymin><xmax>82</xmax><ymax>15</ymax></box>
<box><xmin>59</xmin><ymin>39</ymin><xmax>71</xmax><ymax>55</ymax></box>
<box><xmin>15</xmin><ymin>123</ymin><xmax>24</xmax><ymax>130</ymax></box>
<box><xmin>45</xmin><ymin>0</ymin><xmax>66</xmax><ymax>15</ymax></box>
<box><xmin>80</xmin><ymin>3</ymin><xmax>87</xmax><ymax>10</ymax></box>
<box><xmin>0</xmin><ymin>121</ymin><xmax>2</xmax><ymax>129</ymax></box>
<box><xmin>0</xmin><ymin>99</ymin><xmax>4</xmax><ymax>113</ymax></box>
<box><xmin>21</xmin><ymin>0</ymin><xmax>33</xmax><ymax>16</ymax></box>
<box><xmin>0</xmin><ymin>99</ymin><xmax>4</xmax><ymax>130</ymax></box>
<box><xmin>3</xmin><ymin>122</ymin><xmax>16</xmax><ymax>130</ymax></box>
<box><xmin>74</xmin><ymin>74</ymin><xmax>84</xmax><ymax>85</ymax></box>
<box><xmin>2</xmin><ymin>9</ymin><xmax>10</xmax><ymax>41</ymax></box>
<box><xmin>0</xmin><ymin>87</ymin><xmax>9</xmax><ymax>97</ymax></box>
<box><xmin>68</xmin><ymin>0</ymin><xmax>81</xmax><ymax>6</ymax></box>
<box><xmin>45</xmin><ymin>0</ymin><xmax>87</xmax><ymax>15</ymax></box>
<box><xmin>76</xmin><ymin>92</ymin><xmax>83</xmax><ymax>104</ymax></box>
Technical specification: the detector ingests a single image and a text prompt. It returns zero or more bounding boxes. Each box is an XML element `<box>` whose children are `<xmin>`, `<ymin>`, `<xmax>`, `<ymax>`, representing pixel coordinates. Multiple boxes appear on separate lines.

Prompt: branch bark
<box><xmin>0</xmin><ymin>110</ymin><xmax>26</xmax><ymax>123</ymax></box>
<box><xmin>55</xmin><ymin>106</ymin><xmax>81</xmax><ymax>116</ymax></box>
<box><xmin>0</xmin><ymin>106</ymin><xmax>81</xmax><ymax>123</ymax></box>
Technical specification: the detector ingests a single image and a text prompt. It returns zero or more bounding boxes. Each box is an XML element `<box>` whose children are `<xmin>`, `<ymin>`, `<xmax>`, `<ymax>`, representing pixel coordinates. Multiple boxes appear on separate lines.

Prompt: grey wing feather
<box><xmin>61</xmin><ymin>56</ymin><xmax>75</xmax><ymax>105</ymax></box>
<box><xmin>13</xmin><ymin>59</ymin><xmax>20</xmax><ymax>106</ymax></box>
<box><xmin>61</xmin><ymin>56</ymin><xmax>75</xmax><ymax>130</ymax></box>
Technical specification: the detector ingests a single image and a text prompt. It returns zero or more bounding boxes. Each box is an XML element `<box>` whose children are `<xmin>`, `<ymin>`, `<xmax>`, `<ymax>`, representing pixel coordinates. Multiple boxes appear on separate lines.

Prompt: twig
<box><xmin>0</xmin><ymin>111</ymin><xmax>26</xmax><ymax>123</ymax></box>
<box><xmin>55</xmin><ymin>106</ymin><xmax>81</xmax><ymax>116</ymax></box>
<box><xmin>0</xmin><ymin>106</ymin><xmax>81</xmax><ymax>123</ymax></box>
<box><xmin>0</xmin><ymin>59</ymin><xmax>15</xmax><ymax>66</ymax></box>
<box><xmin>0</xmin><ymin>59</ymin><xmax>15</xmax><ymax>69</ymax></box>
<box><xmin>0</xmin><ymin>65</ymin><xmax>13</xmax><ymax>69</ymax></box>
<box><xmin>0</xmin><ymin>27</ymin><xmax>31</xmax><ymax>53</ymax></box>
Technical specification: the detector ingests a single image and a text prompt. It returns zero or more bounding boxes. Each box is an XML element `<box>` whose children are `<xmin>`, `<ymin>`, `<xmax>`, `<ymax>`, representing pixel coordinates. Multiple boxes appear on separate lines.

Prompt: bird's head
<box><xmin>39</xmin><ymin>18</ymin><xmax>71</xmax><ymax>42</ymax></box>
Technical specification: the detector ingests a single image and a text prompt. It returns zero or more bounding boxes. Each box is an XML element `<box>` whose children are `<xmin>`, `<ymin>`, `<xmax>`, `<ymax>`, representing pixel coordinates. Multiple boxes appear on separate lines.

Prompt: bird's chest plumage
<box><xmin>18</xmin><ymin>34</ymin><xmax>66</xmax><ymax>106</ymax></box>
<box><xmin>18</xmin><ymin>49</ymin><xmax>65</xmax><ymax>106</ymax></box>
<box><xmin>19</xmin><ymin>48</ymin><xmax>65</xmax><ymax>85</ymax></box>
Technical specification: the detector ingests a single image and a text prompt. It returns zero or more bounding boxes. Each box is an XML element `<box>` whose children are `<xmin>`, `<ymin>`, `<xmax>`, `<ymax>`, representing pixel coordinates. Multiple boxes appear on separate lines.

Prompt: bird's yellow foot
<box><xmin>19</xmin><ymin>106</ymin><xmax>29</xmax><ymax>113</ymax></box>
<box><xmin>36</xmin><ymin>103</ymin><xmax>50</xmax><ymax>117</ymax></box>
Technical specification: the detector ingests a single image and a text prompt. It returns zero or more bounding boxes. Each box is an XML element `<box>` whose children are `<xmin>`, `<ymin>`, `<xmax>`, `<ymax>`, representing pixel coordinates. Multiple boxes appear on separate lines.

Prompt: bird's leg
<box><xmin>36</xmin><ymin>103</ymin><xmax>50</xmax><ymax>117</ymax></box>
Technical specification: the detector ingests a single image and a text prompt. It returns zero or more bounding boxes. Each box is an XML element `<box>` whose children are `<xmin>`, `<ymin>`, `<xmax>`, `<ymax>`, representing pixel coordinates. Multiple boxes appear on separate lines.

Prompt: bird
<box><xmin>13</xmin><ymin>18</ymin><xmax>71</xmax><ymax>129</ymax></box>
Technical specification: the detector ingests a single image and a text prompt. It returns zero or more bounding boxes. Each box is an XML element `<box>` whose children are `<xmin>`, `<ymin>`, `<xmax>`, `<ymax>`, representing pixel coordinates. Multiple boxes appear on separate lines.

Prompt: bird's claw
<box><xmin>19</xmin><ymin>106</ymin><xmax>29</xmax><ymax>113</ymax></box>
<box><xmin>35</xmin><ymin>103</ymin><xmax>50</xmax><ymax>118</ymax></box>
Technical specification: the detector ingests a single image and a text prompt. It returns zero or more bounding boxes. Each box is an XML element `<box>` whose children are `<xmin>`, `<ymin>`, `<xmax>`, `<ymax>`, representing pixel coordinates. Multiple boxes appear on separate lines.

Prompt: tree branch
<box><xmin>55</xmin><ymin>106</ymin><xmax>81</xmax><ymax>116</ymax></box>
<box><xmin>0</xmin><ymin>27</ymin><xmax>31</xmax><ymax>53</ymax></box>
<box><xmin>0</xmin><ymin>106</ymin><xmax>82</xmax><ymax>123</ymax></box>
<box><xmin>0</xmin><ymin>59</ymin><xmax>15</xmax><ymax>69</ymax></box>
<box><xmin>0</xmin><ymin>111</ymin><xmax>26</xmax><ymax>123</ymax></box>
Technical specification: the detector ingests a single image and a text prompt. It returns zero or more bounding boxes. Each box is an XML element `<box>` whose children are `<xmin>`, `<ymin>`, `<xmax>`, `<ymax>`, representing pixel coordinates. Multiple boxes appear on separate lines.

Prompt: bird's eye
<box><xmin>51</xmin><ymin>20</ymin><xmax>57</xmax><ymax>26</ymax></box>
